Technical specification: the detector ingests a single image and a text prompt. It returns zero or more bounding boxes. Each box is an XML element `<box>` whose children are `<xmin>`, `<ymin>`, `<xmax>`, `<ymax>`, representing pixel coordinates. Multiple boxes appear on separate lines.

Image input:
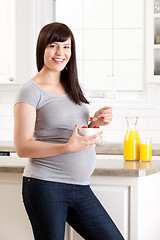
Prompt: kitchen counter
<box><xmin>94</xmin><ymin>158</ymin><xmax>160</xmax><ymax>177</ymax></box>
<box><xmin>1</xmin><ymin>141</ymin><xmax>160</xmax><ymax>177</ymax></box>
<box><xmin>1</xmin><ymin>141</ymin><xmax>160</xmax><ymax>156</ymax></box>
<box><xmin>95</xmin><ymin>142</ymin><xmax>160</xmax><ymax>155</ymax></box>
<box><xmin>1</xmin><ymin>156</ymin><xmax>160</xmax><ymax>177</ymax></box>
<box><xmin>0</xmin><ymin>141</ymin><xmax>15</xmax><ymax>153</ymax></box>
<box><xmin>0</xmin><ymin>156</ymin><xmax>28</xmax><ymax>173</ymax></box>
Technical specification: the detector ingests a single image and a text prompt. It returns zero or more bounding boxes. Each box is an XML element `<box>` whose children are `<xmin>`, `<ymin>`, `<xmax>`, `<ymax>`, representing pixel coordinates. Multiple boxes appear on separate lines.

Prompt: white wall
<box><xmin>0</xmin><ymin>83</ymin><xmax>160</xmax><ymax>143</ymax></box>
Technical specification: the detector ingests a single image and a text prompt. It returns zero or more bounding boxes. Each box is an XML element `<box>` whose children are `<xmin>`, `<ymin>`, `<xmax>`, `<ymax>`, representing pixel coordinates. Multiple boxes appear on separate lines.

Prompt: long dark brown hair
<box><xmin>36</xmin><ymin>22</ymin><xmax>89</xmax><ymax>105</ymax></box>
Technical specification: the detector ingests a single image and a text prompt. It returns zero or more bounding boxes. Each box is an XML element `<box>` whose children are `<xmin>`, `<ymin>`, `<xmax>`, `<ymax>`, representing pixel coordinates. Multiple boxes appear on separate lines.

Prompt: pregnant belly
<box><xmin>33</xmin><ymin>147</ymin><xmax>96</xmax><ymax>183</ymax></box>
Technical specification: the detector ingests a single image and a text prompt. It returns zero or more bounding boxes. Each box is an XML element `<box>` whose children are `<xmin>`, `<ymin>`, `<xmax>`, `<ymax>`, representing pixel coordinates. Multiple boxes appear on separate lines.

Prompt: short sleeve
<box><xmin>14</xmin><ymin>81</ymin><xmax>40</xmax><ymax>109</ymax></box>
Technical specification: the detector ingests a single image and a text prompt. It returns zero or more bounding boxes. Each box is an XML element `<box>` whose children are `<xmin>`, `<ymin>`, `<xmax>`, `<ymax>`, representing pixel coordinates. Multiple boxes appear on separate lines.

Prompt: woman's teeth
<box><xmin>53</xmin><ymin>58</ymin><xmax>64</xmax><ymax>63</ymax></box>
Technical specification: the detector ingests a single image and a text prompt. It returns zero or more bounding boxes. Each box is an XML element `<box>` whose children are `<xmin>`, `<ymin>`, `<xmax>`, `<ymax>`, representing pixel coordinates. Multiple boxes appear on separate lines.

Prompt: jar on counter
<box><xmin>124</xmin><ymin>116</ymin><xmax>140</xmax><ymax>161</ymax></box>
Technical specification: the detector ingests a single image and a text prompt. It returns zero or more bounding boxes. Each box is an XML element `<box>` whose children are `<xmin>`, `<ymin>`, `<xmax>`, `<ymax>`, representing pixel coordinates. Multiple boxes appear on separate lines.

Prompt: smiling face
<box><xmin>43</xmin><ymin>37</ymin><xmax>71</xmax><ymax>72</ymax></box>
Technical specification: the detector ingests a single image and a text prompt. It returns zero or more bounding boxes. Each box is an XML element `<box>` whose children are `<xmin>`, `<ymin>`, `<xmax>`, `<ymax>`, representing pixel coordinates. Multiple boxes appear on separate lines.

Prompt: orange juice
<box><xmin>124</xmin><ymin>130</ymin><xmax>140</xmax><ymax>161</ymax></box>
<box><xmin>140</xmin><ymin>144</ymin><xmax>152</xmax><ymax>161</ymax></box>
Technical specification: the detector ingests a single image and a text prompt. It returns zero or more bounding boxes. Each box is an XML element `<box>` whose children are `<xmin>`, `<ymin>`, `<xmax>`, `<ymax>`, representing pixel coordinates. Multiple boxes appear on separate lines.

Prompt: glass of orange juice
<box><xmin>140</xmin><ymin>137</ymin><xmax>152</xmax><ymax>161</ymax></box>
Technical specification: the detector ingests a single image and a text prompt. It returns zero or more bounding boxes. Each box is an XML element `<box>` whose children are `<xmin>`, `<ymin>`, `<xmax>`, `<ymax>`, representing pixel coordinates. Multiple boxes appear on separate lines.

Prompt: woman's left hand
<box><xmin>90</xmin><ymin>106</ymin><xmax>113</xmax><ymax>127</ymax></box>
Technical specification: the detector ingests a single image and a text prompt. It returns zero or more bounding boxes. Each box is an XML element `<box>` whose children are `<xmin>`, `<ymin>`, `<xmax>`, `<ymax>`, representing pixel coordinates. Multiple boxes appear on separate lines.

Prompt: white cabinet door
<box><xmin>15</xmin><ymin>0</ymin><xmax>54</xmax><ymax>84</ymax></box>
<box><xmin>91</xmin><ymin>183</ymin><xmax>129</xmax><ymax>240</ymax></box>
<box><xmin>0</xmin><ymin>173</ymin><xmax>33</xmax><ymax>240</ymax></box>
<box><xmin>0</xmin><ymin>0</ymin><xmax>15</xmax><ymax>84</ymax></box>
<box><xmin>0</xmin><ymin>0</ymin><xmax>35</xmax><ymax>85</ymax></box>
<box><xmin>15</xmin><ymin>0</ymin><xmax>36</xmax><ymax>84</ymax></box>
<box><xmin>0</xmin><ymin>0</ymin><xmax>54</xmax><ymax>85</ymax></box>
<box><xmin>66</xmin><ymin>179</ymin><xmax>129</xmax><ymax>240</ymax></box>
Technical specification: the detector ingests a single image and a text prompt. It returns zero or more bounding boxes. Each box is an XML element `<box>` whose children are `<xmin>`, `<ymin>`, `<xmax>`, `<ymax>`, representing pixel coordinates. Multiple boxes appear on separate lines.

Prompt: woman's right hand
<box><xmin>66</xmin><ymin>125</ymin><xmax>102</xmax><ymax>153</ymax></box>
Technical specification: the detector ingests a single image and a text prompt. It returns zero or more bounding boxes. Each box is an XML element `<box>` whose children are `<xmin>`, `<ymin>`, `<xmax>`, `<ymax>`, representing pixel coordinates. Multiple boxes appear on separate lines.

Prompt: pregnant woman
<box><xmin>14</xmin><ymin>22</ymin><xmax>124</xmax><ymax>240</ymax></box>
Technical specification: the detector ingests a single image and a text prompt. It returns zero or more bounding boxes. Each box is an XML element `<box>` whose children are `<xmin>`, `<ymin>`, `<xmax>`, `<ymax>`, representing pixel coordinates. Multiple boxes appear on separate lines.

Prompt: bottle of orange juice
<box><xmin>124</xmin><ymin>117</ymin><xmax>140</xmax><ymax>161</ymax></box>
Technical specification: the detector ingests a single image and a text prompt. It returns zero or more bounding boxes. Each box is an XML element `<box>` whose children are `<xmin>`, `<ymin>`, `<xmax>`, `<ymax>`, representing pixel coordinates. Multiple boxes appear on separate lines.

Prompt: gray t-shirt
<box><xmin>14</xmin><ymin>80</ymin><xmax>96</xmax><ymax>185</ymax></box>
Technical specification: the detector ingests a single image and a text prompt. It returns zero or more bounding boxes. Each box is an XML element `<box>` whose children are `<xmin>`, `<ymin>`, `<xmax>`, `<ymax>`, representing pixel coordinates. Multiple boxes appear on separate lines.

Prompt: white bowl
<box><xmin>78</xmin><ymin>127</ymin><xmax>101</xmax><ymax>147</ymax></box>
<box><xmin>78</xmin><ymin>127</ymin><xmax>101</xmax><ymax>137</ymax></box>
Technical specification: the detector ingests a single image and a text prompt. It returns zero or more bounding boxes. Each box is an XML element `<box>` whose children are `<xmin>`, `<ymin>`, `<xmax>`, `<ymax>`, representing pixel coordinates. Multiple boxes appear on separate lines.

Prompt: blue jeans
<box><xmin>22</xmin><ymin>177</ymin><xmax>124</xmax><ymax>240</ymax></box>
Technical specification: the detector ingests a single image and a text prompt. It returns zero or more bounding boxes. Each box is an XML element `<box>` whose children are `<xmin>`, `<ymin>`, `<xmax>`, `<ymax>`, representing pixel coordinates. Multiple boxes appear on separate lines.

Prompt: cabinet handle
<box><xmin>9</xmin><ymin>77</ymin><xmax>14</xmax><ymax>82</ymax></box>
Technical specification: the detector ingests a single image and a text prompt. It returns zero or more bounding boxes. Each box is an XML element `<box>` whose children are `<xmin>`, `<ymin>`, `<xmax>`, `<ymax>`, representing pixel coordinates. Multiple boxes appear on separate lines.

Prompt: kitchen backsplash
<box><xmin>0</xmin><ymin>84</ymin><xmax>160</xmax><ymax>143</ymax></box>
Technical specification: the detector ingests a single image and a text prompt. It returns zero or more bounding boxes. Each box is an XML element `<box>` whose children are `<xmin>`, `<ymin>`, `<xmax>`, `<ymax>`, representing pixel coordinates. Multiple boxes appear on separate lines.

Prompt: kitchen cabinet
<box><xmin>0</xmin><ymin>0</ymin><xmax>35</xmax><ymax>84</ymax></box>
<box><xmin>66</xmin><ymin>173</ymin><xmax>160</xmax><ymax>240</ymax></box>
<box><xmin>146</xmin><ymin>0</ymin><xmax>160</xmax><ymax>83</ymax></box>
<box><xmin>0</xmin><ymin>172</ymin><xmax>69</xmax><ymax>240</ymax></box>
<box><xmin>0</xmin><ymin>173</ymin><xmax>33</xmax><ymax>240</ymax></box>
<box><xmin>154</xmin><ymin>8</ymin><xmax>160</xmax><ymax>81</ymax></box>
<box><xmin>0</xmin><ymin>0</ymin><xmax>15</xmax><ymax>84</ymax></box>
<box><xmin>15</xmin><ymin>0</ymin><xmax>54</xmax><ymax>84</ymax></box>
<box><xmin>0</xmin><ymin>0</ymin><xmax>53</xmax><ymax>85</ymax></box>
<box><xmin>66</xmin><ymin>180</ymin><xmax>129</xmax><ymax>240</ymax></box>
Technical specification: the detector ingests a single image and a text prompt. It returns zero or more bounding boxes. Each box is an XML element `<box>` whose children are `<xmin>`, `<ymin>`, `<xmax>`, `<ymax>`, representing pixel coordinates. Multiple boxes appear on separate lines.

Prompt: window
<box><xmin>55</xmin><ymin>0</ymin><xmax>144</xmax><ymax>98</ymax></box>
